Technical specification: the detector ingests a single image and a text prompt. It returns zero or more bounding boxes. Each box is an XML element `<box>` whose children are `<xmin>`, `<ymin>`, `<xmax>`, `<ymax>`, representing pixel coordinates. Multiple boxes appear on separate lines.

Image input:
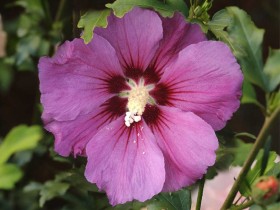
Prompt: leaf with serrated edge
<box><xmin>77</xmin><ymin>9</ymin><xmax>111</xmax><ymax>44</ymax></box>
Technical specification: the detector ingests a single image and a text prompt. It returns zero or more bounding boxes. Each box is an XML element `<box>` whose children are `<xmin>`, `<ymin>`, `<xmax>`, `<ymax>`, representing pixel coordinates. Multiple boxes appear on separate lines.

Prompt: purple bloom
<box><xmin>39</xmin><ymin>8</ymin><xmax>243</xmax><ymax>205</ymax></box>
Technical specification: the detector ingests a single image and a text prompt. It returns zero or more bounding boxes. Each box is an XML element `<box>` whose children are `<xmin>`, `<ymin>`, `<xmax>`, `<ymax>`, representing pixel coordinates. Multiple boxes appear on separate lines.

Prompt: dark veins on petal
<box><xmin>150</xmin><ymin>83</ymin><xmax>172</xmax><ymax>106</ymax></box>
<box><xmin>95</xmin><ymin>96</ymin><xmax>127</xmax><ymax>130</ymax></box>
<box><xmin>108</xmin><ymin>75</ymin><xmax>128</xmax><ymax>93</ymax></box>
<box><xmin>109</xmin><ymin>122</ymin><xmax>145</xmax><ymax>151</ymax></box>
<box><xmin>124</xmin><ymin>65</ymin><xmax>162</xmax><ymax>85</ymax></box>
<box><xmin>143</xmin><ymin>105</ymin><xmax>161</xmax><ymax>126</ymax></box>
<box><xmin>124</xmin><ymin>67</ymin><xmax>143</xmax><ymax>81</ymax></box>
<box><xmin>143</xmin><ymin>65</ymin><xmax>161</xmax><ymax>84</ymax></box>
<box><xmin>143</xmin><ymin>105</ymin><xmax>169</xmax><ymax>135</ymax></box>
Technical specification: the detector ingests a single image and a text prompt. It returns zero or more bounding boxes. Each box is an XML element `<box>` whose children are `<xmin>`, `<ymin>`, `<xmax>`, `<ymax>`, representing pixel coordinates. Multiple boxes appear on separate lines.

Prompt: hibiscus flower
<box><xmin>39</xmin><ymin>7</ymin><xmax>243</xmax><ymax>205</ymax></box>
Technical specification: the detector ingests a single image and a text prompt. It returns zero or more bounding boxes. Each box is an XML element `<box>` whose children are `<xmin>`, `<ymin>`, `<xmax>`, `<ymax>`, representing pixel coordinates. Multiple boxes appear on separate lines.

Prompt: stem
<box><xmin>55</xmin><ymin>0</ymin><xmax>67</xmax><ymax>21</ymax></box>
<box><xmin>41</xmin><ymin>0</ymin><xmax>52</xmax><ymax>24</ymax></box>
<box><xmin>233</xmin><ymin>194</ymin><xmax>242</xmax><ymax>205</ymax></box>
<box><xmin>220</xmin><ymin>106</ymin><xmax>280</xmax><ymax>210</ymax></box>
<box><xmin>195</xmin><ymin>176</ymin><xmax>205</xmax><ymax>210</ymax></box>
<box><xmin>234</xmin><ymin>132</ymin><xmax>256</xmax><ymax>140</ymax></box>
<box><xmin>234</xmin><ymin>200</ymin><xmax>254</xmax><ymax>210</ymax></box>
<box><xmin>255</xmin><ymin>101</ymin><xmax>267</xmax><ymax>116</ymax></box>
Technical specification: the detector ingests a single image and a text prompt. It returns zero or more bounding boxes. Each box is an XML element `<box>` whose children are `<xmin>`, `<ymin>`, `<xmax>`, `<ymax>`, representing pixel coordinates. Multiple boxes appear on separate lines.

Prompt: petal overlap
<box><xmin>150</xmin><ymin>106</ymin><xmax>218</xmax><ymax>191</ymax></box>
<box><xmin>85</xmin><ymin>117</ymin><xmax>165</xmax><ymax>205</ymax></box>
<box><xmin>95</xmin><ymin>7</ymin><xmax>163</xmax><ymax>71</ymax></box>
<box><xmin>39</xmin><ymin>35</ymin><xmax>126</xmax><ymax>123</ymax></box>
<box><xmin>147</xmin><ymin>13</ymin><xmax>206</xmax><ymax>81</ymax></box>
<box><xmin>46</xmin><ymin>96</ymin><xmax>127</xmax><ymax>156</ymax></box>
<box><xmin>155</xmin><ymin>41</ymin><xmax>243</xmax><ymax>130</ymax></box>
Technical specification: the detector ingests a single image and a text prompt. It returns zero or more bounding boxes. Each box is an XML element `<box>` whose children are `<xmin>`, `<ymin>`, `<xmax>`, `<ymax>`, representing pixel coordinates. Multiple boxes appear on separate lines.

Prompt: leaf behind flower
<box><xmin>106</xmin><ymin>0</ymin><xmax>188</xmax><ymax>18</ymax></box>
<box><xmin>77</xmin><ymin>9</ymin><xmax>111</xmax><ymax>44</ymax></box>
<box><xmin>264</xmin><ymin>48</ymin><xmax>280</xmax><ymax>92</ymax></box>
<box><xmin>225</xmin><ymin>7</ymin><xmax>268</xmax><ymax>91</ymax></box>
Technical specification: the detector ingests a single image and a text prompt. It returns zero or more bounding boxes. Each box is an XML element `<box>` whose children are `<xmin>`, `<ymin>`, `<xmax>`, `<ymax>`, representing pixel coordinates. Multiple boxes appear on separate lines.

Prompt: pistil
<box><xmin>122</xmin><ymin>78</ymin><xmax>154</xmax><ymax>127</ymax></box>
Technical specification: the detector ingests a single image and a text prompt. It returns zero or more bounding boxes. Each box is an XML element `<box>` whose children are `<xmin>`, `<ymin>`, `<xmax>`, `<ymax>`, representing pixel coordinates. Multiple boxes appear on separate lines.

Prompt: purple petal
<box><xmin>145</xmin><ymin>13</ymin><xmax>206</xmax><ymax>83</ymax></box>
<box><xmin>95</xmin><ymin>7</ymin><xmax>163</xmax><ymax>73</ymax></box>
<box><xmin>150</xmin><ymin>106</ymin><xmax>218</xmax><ymax>191</ymax></box>
<box><xmin>85</xmin><ymin>117</ymin><xmax>165</xmax><ymax>205</ymax></box>
<box><xmin>153</xmin><ymin>41</ymin><xmax>243</xmax><ymax>130</ymax></box>
<box><xmin>39</xmin><ymin>35</ymin><xmax>127</xmax><ymax>123</ymax></box>
<box><xmin>46</xmin><ymin>96</ymin><xmax>127</xmax><ymax>157</ymax></box>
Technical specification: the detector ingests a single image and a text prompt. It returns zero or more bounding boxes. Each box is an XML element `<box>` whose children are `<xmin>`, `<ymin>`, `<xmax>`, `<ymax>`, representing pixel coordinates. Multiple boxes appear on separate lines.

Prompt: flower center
<box><xmin>127</xmin><ymin>85</ymin><xmax>149</xmax><ymax>116</ymax></box>
<box><xmin>120</xmin><ymin>78</ymin><xmax>154</xmax><ymax>127</ymax></box>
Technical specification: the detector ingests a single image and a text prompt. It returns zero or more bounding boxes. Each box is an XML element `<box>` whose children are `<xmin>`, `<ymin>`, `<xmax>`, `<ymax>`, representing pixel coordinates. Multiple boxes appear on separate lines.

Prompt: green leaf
<box><xmin>106</xmin><ymin>0</ymin><xmax>187</xmax><ymax>18</ymax></box>
<box><xmin>225</xmin><ymin>7</ymin><xmax>268</xmax><ymax>91</ymax></box>
<box><xmin>37</xmin><ymin>39</ymin><xmax>50</xmax><ymax>56</ymax></box>
<box><xmin>0</xmin><ymin>59</ymin><xmax>13</xmax><ymax>92</ymax></box>
<box><xmin>235</xmin><ymin>132</ymin><xmax>256</xmax><ymax>140</ymax></box>
<box><xmin>260</xmin><ymin>137</ymin><xmax>272</xmax><ymax>176</ymax></box>
<box><xmin>24</xmin><ymin>181</ymin><xmax>43</xmax><ymax>192</ymax></box>
<box><xmin>0</xmin><ymin>125</ymin><xmax>43</xmax><ymax>164</ymax></box>
<box><xmin>264</xmin><ymin>48</ymin><xmax>280</xmax><ymax>91</ymax></box>
<box><xmin>54</xmin><ymin>170</ymin><xmax>100</xmax><ymax>193</ymax></box>
<box><xmin>163</xmin><ymin>0</ymin><xmax>188</xmax><ymax>16</ymax></box>
<box><xmin>241</xmin><ymin>80</ymin><xmax>257</xmax><ymax>104</ymax></box>
<box><xmin>267</xmin><ymin>90</ymin><xmax>280</xmax><ymax>114</ymax></box>
<box><xmin>106</xmin><ymin>201</ymin><xmax>144</xmax><ymax>210</ymax></box>
<box><xmin>208</xmin><ymin>9</ymin><xmax>240</xmax><ymax>55</ymax></box>
<box><xmin>106</xmin><ymin>189</ymin><xmax>191</xmax><ymax>210</ymax></box>
<box><xmin>208</xmin><ymin>9</ymin><xmax>232</xmax><ymax>30</ymax></box>
<box><xmin>215</xmin><ymin>146</ymin><xmax>234</xmax><ymax>170</ymax></box>
<box><xmin>240</xmin><ymin>150</ymin><xmax>278</xmax><ymax>196</ymax></box>
<box><xmin>17</xmin><ymin>14</ymin><xmax>33</xmax><ymax>37</ymax></box>
<box><xmin>266</xmin><ymin>162</ymin><xmax>280</xmax><ymax>177</ymax></box>
<box><xmin>249</xmin><ymin>205</ymin><xmax>263</xmax><ymax>210</ymax></box>
<box><xmin>241</xmin><ymin>80</ymin><xmax>266</xmax><ymax>111</ymax></box>
<box><xmin>77</xmin><ymin>9</ymin><xmax>111</xmax><ymax>44</ymax></box>
<box><xmin>156</xmin><ymin>189</ymin><xmax>191</xmax><ymax>210</ymax></box>
<box><xmin>14</xmin><ymin>0</ymin><xmax>44</xmax><ymax>17</ymax></box>
<box><xmin>205</xmin><ymin>166</ymin><xmax>218</xmax><ymax>179</ymax></box>
<box><xmin>39</xmin><ymin>181</ymin><xmax>70</xmax><ymax>207</ymax></box>
<box><xmin>16</xmin><ymin>33</ymin><xmax>41</xmax><ymax>68</ymax></box>
<box><xmin>13</xmin><ymin>150</ymin><xmax>33</xmax><ymax>166</ymax></box>
<box><xmin>0</xmin><ymin>163</ymin><xmax>23</xmax><ymax>189</ymax></box>
<box><xmin>266</xmin><ymin>203</ymin><xmax>280</xmax><ymax>210</ymax></box>
<box><xmin>250</xmin><ymin>203</ymin><xmax>280</xmax><ymax>210</ymax></box>
<box><xmin>232</xmin><ymin>139</ymin><xmax>253</xmax><ymax>166</ymax></box>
